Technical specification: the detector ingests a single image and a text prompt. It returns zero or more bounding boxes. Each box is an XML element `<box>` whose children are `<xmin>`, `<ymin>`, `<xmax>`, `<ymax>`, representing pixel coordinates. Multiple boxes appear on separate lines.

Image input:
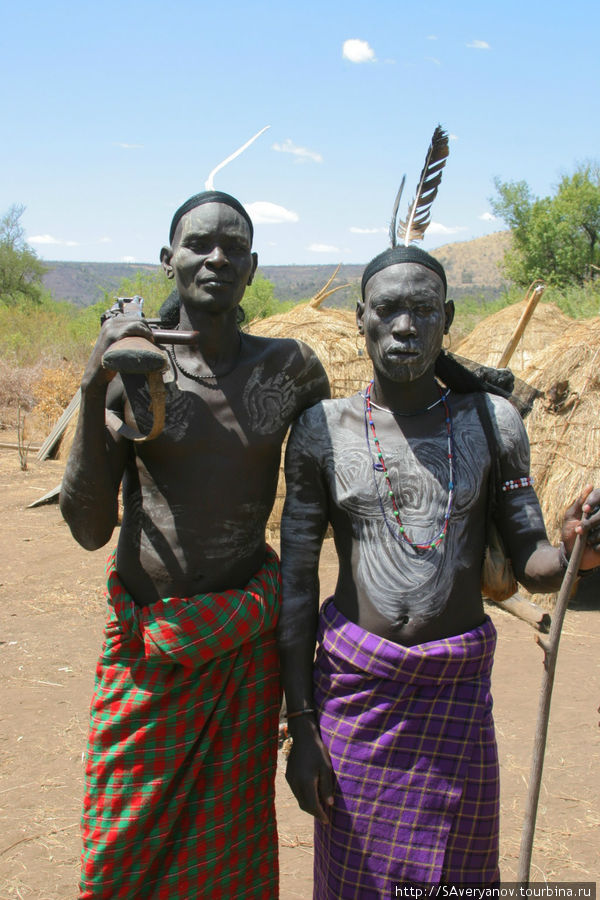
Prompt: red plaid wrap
<box><xmin>79</xmin><ymin>546</ymin><xmax>281</xmax><ymax>899</ymax></box>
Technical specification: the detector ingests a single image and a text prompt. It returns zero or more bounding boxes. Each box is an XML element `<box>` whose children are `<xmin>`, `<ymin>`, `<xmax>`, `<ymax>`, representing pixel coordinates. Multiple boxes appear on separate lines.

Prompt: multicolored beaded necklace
<box><xmin>364</xmin><ymin>379</ymin><xmax>455</xmax><ymax>551</ymax></box>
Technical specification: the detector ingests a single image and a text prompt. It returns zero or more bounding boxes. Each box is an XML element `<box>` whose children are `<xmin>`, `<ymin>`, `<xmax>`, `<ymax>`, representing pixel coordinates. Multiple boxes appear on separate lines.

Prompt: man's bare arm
<box><xmin>278</xmin><ymin>409</ymin><xmax>334</xmax><ymax>823</ymax></box>
<box><xmin>60</xmin><ymin>315</ymin><xmax>153</xmax><ymax>550</ymax></box>
<box><xmin>291</xmin><ymin>340</ymin><xmax>331</xmax><ymax>414</ymax></box>
<box><xmin>491</xmin><ymin>398</ymin><xmax>600</xmax><ymax>589</ymax></box>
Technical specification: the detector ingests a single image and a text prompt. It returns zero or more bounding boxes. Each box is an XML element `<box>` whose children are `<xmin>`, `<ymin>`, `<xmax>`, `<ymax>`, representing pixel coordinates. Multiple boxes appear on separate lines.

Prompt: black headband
<box><xmin>169</xmin><ymin>190</ymin><xmax>254</xmax><ymax>245</ymax></box>
<box><xmin>361</xmin><ymin>246</ymin><xmax>447</xmax><ymax>298</ymax></box>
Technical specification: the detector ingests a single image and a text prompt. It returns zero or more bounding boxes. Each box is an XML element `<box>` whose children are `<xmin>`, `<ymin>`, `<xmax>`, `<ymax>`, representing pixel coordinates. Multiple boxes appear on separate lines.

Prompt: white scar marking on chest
<box><xmin>243</xmin><ymin>362</ymin><xmax>299</xmax><ymax>435</ymax></box>
<box><xmin>296</xmin><ymin>401</ymin><xmax>494</xmax><ymax>620</ymax></box>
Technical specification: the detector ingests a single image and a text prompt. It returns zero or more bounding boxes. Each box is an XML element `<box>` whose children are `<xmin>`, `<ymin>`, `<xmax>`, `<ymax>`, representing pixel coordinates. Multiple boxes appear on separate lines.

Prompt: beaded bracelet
<box><xmin>501</xmin><ymin>476</ymin><xmax>535</xmax><ymax>492</ymax></box>
<box><xmin>286</xmin><ymin>708</ymin><xmax>316</xmax><ymax>720</ymax></box>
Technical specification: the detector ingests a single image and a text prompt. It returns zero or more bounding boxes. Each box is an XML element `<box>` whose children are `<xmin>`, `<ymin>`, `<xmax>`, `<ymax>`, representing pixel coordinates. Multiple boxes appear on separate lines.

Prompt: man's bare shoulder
<box><xmin>453</xmin><ymin>390</ymin><xmax>530</xmax><ymax>475</ymax></box>
<box><xmin>242</xmin><ymin>333</ymin><xmax>313</xmax><ymax>364</ymax></box>
<box><xmin>484</xmin><ymin>392</ymin><xmax>528</xmax><ymax>450</ymax></box>
<box><xmin>293</xmin><ymin>394</ymin><xmax>362</xmax><ymax>436</ymax></box>
<box><xmin>452</xmin><ymin>391</ymin><xmax>526</xmax><ymax>441</ymax></box>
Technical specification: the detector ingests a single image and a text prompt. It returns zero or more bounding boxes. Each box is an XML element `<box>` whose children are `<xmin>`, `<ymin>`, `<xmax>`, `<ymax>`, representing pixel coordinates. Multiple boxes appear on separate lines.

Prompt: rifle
<box><xmin>99</xmin><ymin>295</ymin><xmax>198</xmax><ymax>441</ymax></box>
<box><xmin>100</xmin><ymin>295</ymin><xmax>198</xmax><ymax>375</ymax></box>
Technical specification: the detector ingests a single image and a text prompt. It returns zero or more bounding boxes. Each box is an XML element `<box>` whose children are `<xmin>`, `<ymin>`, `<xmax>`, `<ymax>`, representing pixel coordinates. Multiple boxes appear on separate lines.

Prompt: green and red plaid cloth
<box><xmin>79</xmin><ymin>546</ymin><xmax>281</xmax><ymax>899</ymax></box>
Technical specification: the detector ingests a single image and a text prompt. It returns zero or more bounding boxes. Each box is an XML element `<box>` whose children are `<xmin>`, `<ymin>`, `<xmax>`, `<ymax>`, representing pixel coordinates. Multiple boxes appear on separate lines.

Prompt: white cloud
<box><xmin>121</xmin><ymin>256</ymin><xmax>136</xmax><ymax>263</ymax></box>
<box><xmin>479</xmin><ymin>212</ymin><xmax>497</xmax><ymax>222</ymax></box>
<box><xmin>349</xmin><ymin>226</ymin><xmax>387</xmax><ymax>235</ymax></box>
<box><xmin>29</xmin><ymin>234</ymin><xmax>80</xmax><ymax>247</ymax></box>
<box><xmin>426</xmin><ymin>56</ymin><xmax>441</xmax><ymax>66</ymax></box>
<box><xmin>427</xmin><ymin>35</ymin><xmax>437</xmax><ymax>40</ymax></box>
<box><xmin>466</xmin><ymin>39</ymin><xmax>490</xmax><ymax>50</ymax></box>
<box><xmin>427</xmin><ymin>222</ymin><xmax>468</xmax><ymax>236</ymax></box>
<box><xmin>308</xmin><ymin>243</ymin><xmax>341</xmax><ymax>253</ymax></box>
<box><xmin>29</xmin><ymin>234</ymin><xmax>60</xmax><ymax>244</ymax></box>
<box><xmin>449</xmin><ymin>133</ymin><xmax>459</xmax><ymax>141</ymax></box>
<box><xmin>245</xmin><ymin>201</ymin><xmax>299</xmax><ymax>225</ymax></box>
<box><xmin>115</xmin><ymin>142</ymin><xmax>143</xmax><ymax>149</ymax></box>
<box><xmin>99</xmin><ymin>236</ymin><xmax>112</xmax><ymax>243</ymax></box>
<box><xmin>272</xmin><ymin>139</ymin><xmax>322</xmax><ymax>164</ymax></box>
<box><xmin>342</xmin><ymin>39</ymin><xmax>375</xmax><ymax>63</ymax></box>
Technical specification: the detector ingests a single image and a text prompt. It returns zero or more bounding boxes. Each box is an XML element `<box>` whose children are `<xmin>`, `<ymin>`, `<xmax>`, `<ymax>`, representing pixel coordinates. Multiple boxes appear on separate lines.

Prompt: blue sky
<box><xmin>1</xmin><ymin>0</ymin><xmax>598</xmax><ymax>267</ymax></box>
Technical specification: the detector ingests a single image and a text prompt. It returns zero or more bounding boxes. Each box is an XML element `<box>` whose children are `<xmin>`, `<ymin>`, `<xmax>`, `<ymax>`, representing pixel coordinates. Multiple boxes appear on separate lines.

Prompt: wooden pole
<box><xmin>497</xmin><ymin>281</ymin><xmax>545</xmax><ymax>369</ymax></box>
<box><xmin>489</xmin><ymin>593</ymin><xmax>551</xmax><ymax>633</ymax></box>
<box><xmin>517</xmin><ymin>530</ymin><xmax>586</xmax><ymax>885</ymax></box>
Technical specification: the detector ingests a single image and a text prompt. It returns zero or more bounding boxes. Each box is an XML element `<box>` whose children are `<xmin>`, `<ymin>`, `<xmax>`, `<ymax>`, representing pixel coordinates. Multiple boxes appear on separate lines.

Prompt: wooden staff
<box><xmin>517</xmin><ymin>527</ymin><xmax>587</xmax><ymax>885</ymax></box>
<box><xmin>498</xmin><ymin>280</ymin><xmax>545</xmax><ymax>369</ymax></box>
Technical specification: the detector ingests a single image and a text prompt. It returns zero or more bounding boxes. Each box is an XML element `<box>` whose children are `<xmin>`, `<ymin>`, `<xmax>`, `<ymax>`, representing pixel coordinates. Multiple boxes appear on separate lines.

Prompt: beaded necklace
<box><xmin>364</xmin><ymin>380</ymin><xmax>455</xmax><ymax>551</ymax></box>
<box><xmin>166</xmin><ymin>334</ymin><xmax>242</xmax><ymax>387</ymax></box>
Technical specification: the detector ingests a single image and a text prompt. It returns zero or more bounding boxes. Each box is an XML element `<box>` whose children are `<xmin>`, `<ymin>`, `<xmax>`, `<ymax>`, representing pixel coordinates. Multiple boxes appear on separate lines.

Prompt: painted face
<box><xmin>166</xmin><ymin>202</ymin><xmax>257</xmax><ymax>311</ymax></box>
<box><xmin>358</xmin><ymin>263</ymin><xmax>449</xmax><ymax>383</ymax></box>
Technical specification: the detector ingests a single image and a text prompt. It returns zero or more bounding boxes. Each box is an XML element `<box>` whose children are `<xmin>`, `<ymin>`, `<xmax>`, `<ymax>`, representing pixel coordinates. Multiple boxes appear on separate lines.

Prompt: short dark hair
<box><xmin>169</xmin><ymin>190</ymin><xmax>254</xmax><ymax>245</ymax></box>
<box><xmin>361</xmin><ymin>246</ymin><xmax>447</xmax><ymax>298</ymax></box>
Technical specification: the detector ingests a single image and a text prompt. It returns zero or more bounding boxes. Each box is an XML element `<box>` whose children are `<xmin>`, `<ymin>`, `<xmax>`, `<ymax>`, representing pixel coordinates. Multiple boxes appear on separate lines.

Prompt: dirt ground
<box><xmin>0</xmin><ymin>449</ymin><xmax>598</xmax><ymax>898</ymax></box>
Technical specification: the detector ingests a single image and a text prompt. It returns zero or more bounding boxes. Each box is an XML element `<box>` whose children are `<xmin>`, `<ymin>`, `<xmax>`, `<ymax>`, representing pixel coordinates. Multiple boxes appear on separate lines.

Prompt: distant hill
<box><xmin>42</xmin><ymin>231</ymin><xmax>512</xmax><ymax>309</ymax></box>
<box><xmin>42</xmin><ymin>261</ymin><xmax>160</xmax><ymax>307</ymax></box>
<box><xmin>432</xmin><ymin>231</ymin><xmax>511</xmax><ymax>291</ymax></box>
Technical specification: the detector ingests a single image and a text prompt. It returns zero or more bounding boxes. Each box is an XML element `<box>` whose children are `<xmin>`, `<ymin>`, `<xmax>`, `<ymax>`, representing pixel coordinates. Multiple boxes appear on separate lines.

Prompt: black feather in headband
<box><xmin>390</xmin><ymin>125</ymin><xmax>449</xmax><ymax>248</ymax></box>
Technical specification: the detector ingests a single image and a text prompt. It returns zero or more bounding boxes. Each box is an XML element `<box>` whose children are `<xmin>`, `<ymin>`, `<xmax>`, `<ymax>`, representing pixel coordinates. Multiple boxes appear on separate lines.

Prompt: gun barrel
<box><xmin>151</xmin><ymin>329</ymin><xmax>199</xmax><ymax>346</ymax></box>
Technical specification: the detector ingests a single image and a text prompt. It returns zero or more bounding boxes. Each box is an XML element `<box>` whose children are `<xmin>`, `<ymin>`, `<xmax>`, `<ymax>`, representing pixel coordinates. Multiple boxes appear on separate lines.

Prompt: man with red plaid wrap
<box><xmin>60</xmin><ymin>191</ymin><xmax>329</xmax><ymax>898</ymax></box>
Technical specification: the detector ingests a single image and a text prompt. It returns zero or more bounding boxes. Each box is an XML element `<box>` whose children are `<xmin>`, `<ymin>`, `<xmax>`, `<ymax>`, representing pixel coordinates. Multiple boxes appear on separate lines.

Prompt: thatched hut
<box><xmin>248</xmin><ymin>302</ymin><xmax>371</xmax><ymax>400</ymax></box>
<box><xmin>508</xmin><ymin>316</ymin><xmax>600</xmax><ymax>606</ymax></box>
<box><xmin>519</xmin><ymin>317</ymin><xmax>600</xmax><ymax>541</ymax></box>
<box><xmin>454</xmin><ymin>300</ymin><xmax>572</xmax><ymax>376</ymax></box>
<box><xmin>248</xmin><ymin>294</ymin><xmax>372</xmax><ymax>537</ymax></box>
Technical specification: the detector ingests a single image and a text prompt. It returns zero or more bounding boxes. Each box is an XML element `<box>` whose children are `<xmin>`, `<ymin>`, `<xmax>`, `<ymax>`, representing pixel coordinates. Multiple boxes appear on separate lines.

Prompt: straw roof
<box><xmin>248</xmin><ymin>294</ymin><xmax>372</xmax><ymax>538</ymax></box>
<box><xmin>248</xmin><ymin>301</ymin><xmax>372</xmax><ymax>400</ymax></box>
<box><xmin>519</xmin><ymin>317</ymin><xmax>600</xmax><ymax>537</ymax></box>
<box><xmin>454</xmin><ymin>300</ymin><xmax>572</xmax><ymax>376</ymax></box>
<box><xmin>512</xmin><ymin>316</ymin><xmax>600</xmax><ymax>606</ymax></box>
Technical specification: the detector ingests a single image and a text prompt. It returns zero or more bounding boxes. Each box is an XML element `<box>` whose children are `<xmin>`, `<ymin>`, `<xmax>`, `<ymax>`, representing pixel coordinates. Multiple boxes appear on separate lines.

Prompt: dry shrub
<box><xmin>0</xmin><ymin>359</ymin><xmax>45</xmax><ymax>416</ymax></box>
<box><xmin>32</xmin><ymin>363</ymin><xmax>82</xmax><ymax>427</ymax></box>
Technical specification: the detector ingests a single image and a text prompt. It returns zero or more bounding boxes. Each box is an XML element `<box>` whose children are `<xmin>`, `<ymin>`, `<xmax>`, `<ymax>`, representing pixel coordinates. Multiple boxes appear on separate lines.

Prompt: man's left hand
<box><xmin>561</xmin><ymin>485</ymin><xmax>600</xmax><ymax>571</ymax></box>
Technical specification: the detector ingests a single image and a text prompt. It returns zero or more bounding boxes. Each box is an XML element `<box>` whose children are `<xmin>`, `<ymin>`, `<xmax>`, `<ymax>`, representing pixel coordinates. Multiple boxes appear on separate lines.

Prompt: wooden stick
<box><xmin>497</xmin><ymin>281</ymin><xmax>545</xmax><ymax>368</ymax></box>
<box><xmin>488</xmin><ymin>593</ymin><xmax>551</xmax><ymax>633</ymax></box>
<box><xmin>0</xmin><ymin>442</ymin><xmax>42</xmax><ymax>452</ymax></box>
<box><xmin>517</xmin><ymin>530</ymin><xmax>586</xmax><ymax>885</ymax></box>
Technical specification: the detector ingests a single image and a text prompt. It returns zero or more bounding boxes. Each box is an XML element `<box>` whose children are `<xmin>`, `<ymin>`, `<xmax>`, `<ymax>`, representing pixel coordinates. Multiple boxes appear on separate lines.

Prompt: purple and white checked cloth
<box><xmin>313</xmin><ymin>600</ymin><xmax>500</xmax><ymax>898</ymax></box>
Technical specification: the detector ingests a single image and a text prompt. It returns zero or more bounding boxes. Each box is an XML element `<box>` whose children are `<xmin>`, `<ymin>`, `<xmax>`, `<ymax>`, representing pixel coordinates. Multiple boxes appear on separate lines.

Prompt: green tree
<box><xmin>108</xmin><ymin>268</ymin><xmax>288</xmax><ymax>324</ymax></box>
<box><xmin>491</xmin><ymin>165</ymin><xmax>600</xmax><ymax>287</ymax></box>
<box><xmin>240</xmin><ymin>272</ymin><xmax>281</xmax><ymax>322</ymax></box>
<box><xmin>0</xmin><ymin>204</ymin><xmax>47</xmax><ymax>306</ymax></box>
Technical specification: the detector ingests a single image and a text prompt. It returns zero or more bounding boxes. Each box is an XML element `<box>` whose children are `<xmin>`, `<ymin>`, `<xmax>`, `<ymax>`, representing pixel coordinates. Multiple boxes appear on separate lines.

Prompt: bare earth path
<box><xmin>0</xmin><ymin>453</ymin><xmax>598</xmax><ymax>898</ymax></box>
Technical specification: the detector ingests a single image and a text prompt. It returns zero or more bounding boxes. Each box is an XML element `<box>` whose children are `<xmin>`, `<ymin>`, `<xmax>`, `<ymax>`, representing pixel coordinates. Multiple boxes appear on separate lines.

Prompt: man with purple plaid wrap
<box><xmin>60</xmin><ymin>191</ymin><xmax>329</xmax><ymax>898</ymax></box>
<box><xmin>278</xmin><ymin>246</ymin><xmax>600</xmax><ymax>897</ymax></box>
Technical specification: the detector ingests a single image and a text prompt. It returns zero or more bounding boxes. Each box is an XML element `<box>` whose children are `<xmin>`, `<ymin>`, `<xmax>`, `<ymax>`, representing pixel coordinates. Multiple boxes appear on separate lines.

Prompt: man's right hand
<box><xmin>82</xmin><ymin>314</ymin><xmax>156</xmax><ymax>393</ymax></box>
<box><xmin>285</xmin><ymin>716</ymin><xmax>334</xmax><ymax>824</ymax></box>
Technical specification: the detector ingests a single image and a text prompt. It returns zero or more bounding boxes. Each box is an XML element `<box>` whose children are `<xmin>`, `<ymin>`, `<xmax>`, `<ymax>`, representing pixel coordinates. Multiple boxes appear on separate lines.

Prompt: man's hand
<box><xmin>81</xmin><ymin>314</ymin><xmax>156</xmax><ymax>394</ymax></box>
<box><xmin>561</xmin><ymin>484</ymin><xmax>600</xmax><ymax>571</ymax></box>
<box><xmin>285</xmin><ymin>717</ymin><xmax>334</xmax><ymax>825</ymax></box>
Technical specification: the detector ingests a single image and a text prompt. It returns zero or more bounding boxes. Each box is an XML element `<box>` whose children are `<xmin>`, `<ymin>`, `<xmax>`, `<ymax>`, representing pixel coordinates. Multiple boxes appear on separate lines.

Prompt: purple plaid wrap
<box><xmin>313</xmin><ymin>600</ymin><xmax>500</xmax><ymax>898</ymax></box>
